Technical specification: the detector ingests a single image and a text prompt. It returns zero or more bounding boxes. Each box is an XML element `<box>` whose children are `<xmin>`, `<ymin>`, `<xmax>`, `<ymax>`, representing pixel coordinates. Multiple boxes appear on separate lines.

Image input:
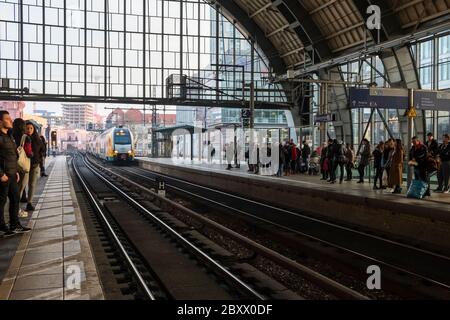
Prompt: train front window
<box><xmin>114</xmin><ymin>130</ymin><xmax>131</xmax><ymax>145</ymax></box>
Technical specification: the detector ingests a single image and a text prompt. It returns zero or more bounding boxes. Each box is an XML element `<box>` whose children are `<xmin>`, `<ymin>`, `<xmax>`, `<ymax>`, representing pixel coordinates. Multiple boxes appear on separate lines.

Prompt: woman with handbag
<box><xmin>12</xmin><ymin>118</ymin><xmax>32</xmax><ymax>217</ymax></box>
<box><xmin>25</xmin><ymin>121</ymin><xmax>44</xmax><ymax>212</ymax></box>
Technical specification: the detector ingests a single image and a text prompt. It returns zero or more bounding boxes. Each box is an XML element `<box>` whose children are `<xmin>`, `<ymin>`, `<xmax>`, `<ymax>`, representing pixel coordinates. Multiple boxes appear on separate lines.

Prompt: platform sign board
<box><xmin>414</xmin><ymin>90</ymin><xmax>450</xmax><ymax>111</ymax></box>
<box><xmin>349</xmin><ymin>88</ymin><xmax>409</xmax><ymax>109</ymax></box>
<box><xmin>314</xmin><ymin>113</ymin><xmax>336</xmax><ymax>124</ymax></box>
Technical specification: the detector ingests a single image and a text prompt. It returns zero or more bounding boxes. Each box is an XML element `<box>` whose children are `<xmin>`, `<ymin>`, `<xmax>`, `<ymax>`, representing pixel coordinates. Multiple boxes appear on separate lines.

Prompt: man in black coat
<box><xmin>0</xmin><ymin>111</ymin><xmax>31</xmax><ymax>236</ymax></box>
<box><xmin>40</xmin><ymin>135</ymin><xmax>48</xmax><ymax>177</ymax></box>
<box><xmin>426</xmin><ymin>132</ymin><xmax>439</xmax><ymax>157</ymax></box>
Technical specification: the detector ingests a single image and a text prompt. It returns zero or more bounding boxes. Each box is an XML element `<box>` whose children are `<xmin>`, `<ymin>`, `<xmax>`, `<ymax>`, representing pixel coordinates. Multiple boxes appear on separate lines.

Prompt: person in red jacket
<box><xmin>290</xmin><ymin>139</ymin><xmax>298</xmax><ymax>174</ymax></box>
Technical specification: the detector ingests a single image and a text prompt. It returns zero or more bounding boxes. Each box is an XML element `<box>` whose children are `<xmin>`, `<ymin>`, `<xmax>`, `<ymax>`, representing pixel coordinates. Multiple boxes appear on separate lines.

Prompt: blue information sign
<box><xmin>414</xmin><ymin>90</ymin><xmax>450</xmax><ymax>111</ymax></box>
<box><xmin>349</xmin><ymin>88</ymin><xmax>409</xmax><ymax>110</ymax></box>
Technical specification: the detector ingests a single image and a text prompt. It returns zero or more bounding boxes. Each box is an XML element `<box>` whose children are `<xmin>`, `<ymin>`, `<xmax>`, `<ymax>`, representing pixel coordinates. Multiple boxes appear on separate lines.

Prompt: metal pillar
<box><xmin>407</xmin><ymin>89</ymin><xmax>415</xmax><ymax>188</ymax></box>
<box><xmin>250</xmin><ymin>39</ymin><xmax>255</xmax><ymax>129</ymax></box>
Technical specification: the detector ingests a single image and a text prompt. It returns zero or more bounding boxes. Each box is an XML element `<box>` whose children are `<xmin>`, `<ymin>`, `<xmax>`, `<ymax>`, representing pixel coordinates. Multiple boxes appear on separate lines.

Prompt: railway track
<box><xmin>73</xmin><ymin>154</ymin><xmax>320</xmax><ymax>300</ymax></box>
<box><xmin>84</xmin><ymin>154</ymin><xmax>368</xmax><ymax>300</ymax></box>
<box><xmin>103</xmin><ymin>161</ymin><xmax>450</xmax><ymax>299</ymax></box>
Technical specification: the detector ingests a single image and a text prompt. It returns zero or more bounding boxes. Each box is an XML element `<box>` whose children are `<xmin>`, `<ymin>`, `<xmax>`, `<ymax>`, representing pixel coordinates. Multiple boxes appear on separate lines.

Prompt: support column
<box><xmin>250</xmin><ymin>39</ymin><xmax>255</xmax><ymax>129</ymax></box>
<box><xmin>407</xmin><ymin>89</ymin><xmax>415</xmax><ymax>188</ymax></box>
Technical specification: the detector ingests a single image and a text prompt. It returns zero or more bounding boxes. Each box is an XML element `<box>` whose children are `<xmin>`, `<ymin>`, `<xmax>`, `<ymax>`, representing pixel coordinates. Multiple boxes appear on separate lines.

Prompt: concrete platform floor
<box><xmin>139</xmin><ymin>158</ymin><xmax>450</xmax><ymax>211</ymax></box>
<box><xmin>0</xmin><ymin>156</ymin><xmax>104</xmax><ymax>300</ymax></box>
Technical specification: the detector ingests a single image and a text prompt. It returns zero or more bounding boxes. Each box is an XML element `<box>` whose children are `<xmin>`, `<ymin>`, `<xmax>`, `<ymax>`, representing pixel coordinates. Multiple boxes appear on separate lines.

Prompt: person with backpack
<box><xmin>372</xmin><ymin>142</ymin><xmax>385</xmax><ymax>190</ymax></box>
<box><xmin>301</xmin><ymin>141</ymin><xmax>311</xmax><ymax>174</ymax></box>
<box><xmin>333</xmin><ymin>140</ymin><xmax>347</xmax><ymax>184</ymax></box>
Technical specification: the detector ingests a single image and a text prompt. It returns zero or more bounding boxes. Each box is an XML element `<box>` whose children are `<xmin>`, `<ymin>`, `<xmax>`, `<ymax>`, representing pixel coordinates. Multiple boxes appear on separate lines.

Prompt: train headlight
<box><xmin>128</xmin><ymin>150</ymin><xmax>132</xmax><ymax>154</ymax></box>
<box><xmin>114</xmin><ymin>150</ymin><xmax>118</xmax><ymax>154</ymax></box>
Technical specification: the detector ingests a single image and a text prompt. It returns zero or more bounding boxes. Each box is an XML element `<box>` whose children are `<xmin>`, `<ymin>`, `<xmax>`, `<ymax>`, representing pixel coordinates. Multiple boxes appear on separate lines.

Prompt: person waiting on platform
<box><xmin>25</xmin><ymin>121</ymin><xmax>45</xmax><ymax>212</ymax></box>
<box><xmin>426</xmin><ymin>132</ymin><xmax>439</xmax><ymax>157</ymax></box>
<box><xmin>289</xmin><ymin>139</ymin><xmax>298</xmax><ymax>174</ymax></box>
<box><xmin>327</xmin><ymin>139</ymin><xmax>338</xmax><ymax>184</ymax></box>
<box><xmin>357</xmin><ymin>139</ymin><xmax>371</xmax><ymax>184</ymax></box>
<box><xmin>436</xmin><ymin>134</ymin><xmax>450</xmax><ymax>193</ymax></box>
<box><xmin>389</xmin><ymin>139</ymin><xmax>404</xmax><ymax>194</ymax></box>
<box><xmin>382</xmin><ymin>139</ymin><xmax>394</xmax><ymax>189</ymax></box>
<box><xmin>301</xmin><ymin>141</ymin><xmax>311</xmax><ymax>173</ymax></box>
<box><xmin>344</xmin><ymin>143</ymin><xmax>355</xmax><ymax>181</ymax></box>
<box><xmin>372</xmin><ymin>141</ymin><xmax>385</xmax><ymax>190</ymax></box>
<box><xmin>320</xmin><ymin>140</ymin><xmax>331</xmax><ymax>181</ymax></box>
<box><xmin>333</xmin><ymin>140</ymin><xmax>346</xmax><ymax>184</ymax></box>
<box><xmin>40</xmin><ymin>135</ymin><xmax>48</xmax><ymax>177</ymax></box>
<box><xmin>12</xmin><ymin>118</ymin><xmax>33</xmax><ymax>217</ymax></box>
<box><xmin>0</xmin><ymin>111</ymin><xmax>31</xmax><ymax>236</ymax></box>
<box><xmin>225</xmin><ymin>143</ymin><xmax>233</xmax><ymax>170</ymax></box>
<box><xmin>410</xmin><ymin>137</ymin><xmax>430</xmax><ymax>197</ymax></box>
<box><xmin>277</xmin><ymin>143</ymin><xmax>286</xmax><ymax>177</ymax></box>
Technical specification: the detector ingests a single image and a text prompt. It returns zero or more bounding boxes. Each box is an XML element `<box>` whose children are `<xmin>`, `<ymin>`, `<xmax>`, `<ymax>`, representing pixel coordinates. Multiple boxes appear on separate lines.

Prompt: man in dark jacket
<box><xmin>0</xmin><ymin>111</ymin><xmax>31</xmax><ymax>236</ymax></box>
<box><xmin>410</xmin><ymin>136</ymin><xmax>430</xmax><ymax>196</ymax></box>
<box><xmin>372</xmin><ymin>142</ymin><xmax>385</xmax><ymax>190</ymax></box>
<box><xmin>301</xmin><ymin>141</ymin><xmax>311</xmax><ymax>173</ymax></box>
<box><xmin>327</xmin><ymin>140</ymin><xmax>338</xmax><ymax>183</ymax></box>
<box><xmin>40</xmin><ymin>135</ymin><xmax>48</xmax><ymax>177</ymax></box>
<box><xmin>426</xmin><ymin>132</ymin><xmax>439</xmax><ymax>157</ymax></box>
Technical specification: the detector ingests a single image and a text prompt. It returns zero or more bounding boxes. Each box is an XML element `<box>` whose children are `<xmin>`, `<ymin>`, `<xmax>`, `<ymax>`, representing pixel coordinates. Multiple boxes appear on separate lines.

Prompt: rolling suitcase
<box><xmin>406</xmin><ymin>179</ymin><xmax>428</xmax><ymax>199</ymax></box>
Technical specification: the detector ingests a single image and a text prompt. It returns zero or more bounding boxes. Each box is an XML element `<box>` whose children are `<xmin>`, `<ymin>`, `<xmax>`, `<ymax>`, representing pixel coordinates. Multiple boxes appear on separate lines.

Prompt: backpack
<box><xmin>17</xmin><ymin>135</ymin><xmax>31</xmax><ymax>173</ymax></box>
<box><xmin>337</xmin><ymin>144</ymin><xmax>347</xmax><ymax>164</ymax></box>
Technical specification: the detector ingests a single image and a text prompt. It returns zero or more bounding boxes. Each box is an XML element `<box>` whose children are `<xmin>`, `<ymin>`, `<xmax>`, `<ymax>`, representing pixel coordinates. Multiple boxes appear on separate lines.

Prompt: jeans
<box><xmin>28</xmin><ymin>165</ymin><xmax>40</xmax><ymax>204</ymax></box>
<box><xmin>0</xmin><ymin>175</ymin><xmax>20</xmax><ymax>229</ymax></box>
<box><xmin>40</xmin><ymin>157</ymin><xmax>46</xmax><ymax>175</ymax></box>
<box><xmin>329</xmin><ymin>159</ymin><xmax>336</xmax><ymax>181</ymax></box>
<box><xmin>277</xmin><ymin>162</ymin><xmax>284</xmax><ymax>177</ymax></box>
<box><xmin>345</xmin><ymin>164</ymin><xmax>353</xmax><ymax>180</ymax></box>
<box><xmin>333</xmin><ymin>162</ymin><xmax>344</xmax><ymax>182</ymax></box>
<box><xmin>374</xmin><ymin>167</ymin><xmax>383</xmax><ymax>187</ymax></box>
<box><xmin>438</xmin><ymin>161</ymin><xmax>450</xmax><ymax>190</ymax></box>
<box><xmin>358</xmin><ymin>164</ymin><xmax>366</xmax><ymax>182</ymax></box>
<box><xmin>18</xmin><ymin>171</ymin><xmax>29</xmax><ymax>200</ymax></box>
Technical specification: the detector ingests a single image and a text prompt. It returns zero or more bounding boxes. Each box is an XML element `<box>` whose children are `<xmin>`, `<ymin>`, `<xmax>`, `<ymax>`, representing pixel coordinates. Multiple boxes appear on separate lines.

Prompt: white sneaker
<box><xmin>18</xmin><ymin>209</ymin><xmax>29</xmax><ymax>218</ymax></box>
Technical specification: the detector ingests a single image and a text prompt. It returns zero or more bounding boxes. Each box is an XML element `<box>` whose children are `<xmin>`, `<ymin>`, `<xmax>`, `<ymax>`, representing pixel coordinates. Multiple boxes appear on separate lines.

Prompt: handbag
<box><xmin>17</xmin><ymin>135</ymin><xmax>31</xmax><ymax>173</ymax></box>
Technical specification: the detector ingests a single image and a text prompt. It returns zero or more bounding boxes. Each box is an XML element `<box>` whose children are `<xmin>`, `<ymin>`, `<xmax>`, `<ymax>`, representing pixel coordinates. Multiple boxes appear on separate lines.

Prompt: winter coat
<box><xmin>359</xmin><ymin>144</ymin><xmax>371</xmax><ymax>166</ymax></box>
<box><xmin>0</xmin><ymin>130</ymin><xmax>19</xmax><ymax>177</ymax></box>
<box><xmin>389</xmin><ymin>149</ymin><xmax>404</xmax><ymax>187</ymax></box>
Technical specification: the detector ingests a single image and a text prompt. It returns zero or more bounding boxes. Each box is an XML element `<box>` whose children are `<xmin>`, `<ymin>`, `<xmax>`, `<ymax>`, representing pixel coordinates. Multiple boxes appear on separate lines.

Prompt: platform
<box><xmin>137</xmin><ymin>158</ymin><xmax>450</xmax><ymax>254</ymax></box>
<box><xmin>0</xmin><ymin>156</ymin><xmax>104</xmax><ymax>300</ymax></box>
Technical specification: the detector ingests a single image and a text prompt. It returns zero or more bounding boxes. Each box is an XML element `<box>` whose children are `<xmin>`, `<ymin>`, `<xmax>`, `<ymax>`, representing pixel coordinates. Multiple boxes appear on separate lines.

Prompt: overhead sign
<box><xmin>414</xmin><ymin>90</ymin><xmax>450</xmax><ymax>111</ymax></box>
<box><xmin>349</xmin><ymin>88</ymin><xmax>409</xmax><ymax>109</ymax></box>
<box><xmin>314</xmin><ymin>113</ymin><xmax>336</xmax><ymax>124</ymax></box>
